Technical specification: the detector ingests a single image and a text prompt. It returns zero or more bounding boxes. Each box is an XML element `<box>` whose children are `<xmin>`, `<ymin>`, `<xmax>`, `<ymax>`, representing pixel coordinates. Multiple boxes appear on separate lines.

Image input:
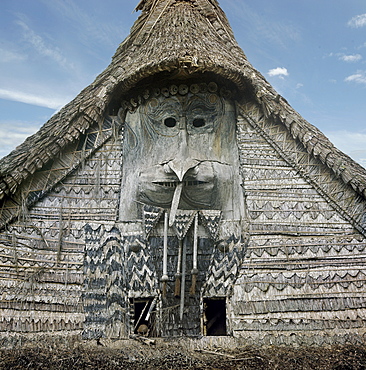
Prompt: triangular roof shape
<box><xmin>0</xmin><ymin>0</ymin><xmax>366</xmax><ymax>233</ymax></box>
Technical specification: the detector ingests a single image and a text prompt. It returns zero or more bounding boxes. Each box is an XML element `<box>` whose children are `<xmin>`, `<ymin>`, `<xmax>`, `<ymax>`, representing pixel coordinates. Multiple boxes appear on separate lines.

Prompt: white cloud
<box><xmin>0</xmin><ymin>48</ymin><xmax>27</xmax><ymax>63</ymax></box>
<box><xmin>268</xmin><ymin>67</ymin><xmax>289</xmax><ymax>78</ymax></box>
<box><xmin>329</xmin><ymin>52</ymin><xmax>362</xmax><ymax>63</ymax></box>
<box><xmin>339</xmin><ymin>54</ymin><xmax>362</xmax><ymax>63</ymax></box>
<box><xmin>0</xmin><ymin>88</ymin><xmax>68</xmax><ymax>109</ymax></box>
<box><xmin>345</xmin><ymin>71</ymin><xmax>366</xmax><ymax>85</ymax></box>
<box><xmin>326</xmin><ymin>130</ymin><xmax>366</xmax><ymax>168</ymax></box>
<box><xmin>0</xmin><ymin>125</ymin><xmax>39</xmax><ymax>146</ymax></box>
<box><xmin>0</xmin><ymin>122</ymin><xmax>41</xmax><ymax>159</ymax></box>
<box><xmin>349</xmin><ymin>150</ymin><xmax>366</xmax><ymax>168</ymax></box>
<box><xmin>16</xmin><ymin>20</ymin><xmax>73</xmax><ymax>70</ymax></box>
<box><xmin>348</xmin><ymin>14</ymin><xmax>366</xmax><ymax>28</ymax></box>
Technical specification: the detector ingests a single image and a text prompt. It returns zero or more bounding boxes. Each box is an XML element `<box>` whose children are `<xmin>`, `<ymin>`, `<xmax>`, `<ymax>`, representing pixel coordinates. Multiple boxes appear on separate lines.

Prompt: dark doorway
<box><xmin>203</xmin><ymin>298</ymin><xmax>227</xmax><ymax>336</ymax></box>
<box><xmin>130</xmin><ymin>298</ymin><xmax>156</xmax><ymax>336</ymax></box>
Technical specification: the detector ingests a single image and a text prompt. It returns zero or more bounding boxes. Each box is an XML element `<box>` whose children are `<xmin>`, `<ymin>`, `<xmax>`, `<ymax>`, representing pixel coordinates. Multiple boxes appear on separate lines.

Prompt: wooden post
<box><xmin>190</xmin><ymin>214</ymin><xmax>199</xmax><ymax>296</ymax></box>
<box><xmin>162</xmin><ymin>212</ymin><xmax>169</xmax><ymax>297</ymax></box>
<box><xmin>179</xmin><ymin>237</ymin><xmax>187</xmax><ymax>321</ymax></box>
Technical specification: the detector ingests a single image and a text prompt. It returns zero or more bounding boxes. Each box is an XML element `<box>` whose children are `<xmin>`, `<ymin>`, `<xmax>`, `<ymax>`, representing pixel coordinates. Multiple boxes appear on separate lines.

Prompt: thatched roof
<box><xmin>1</xmin><ymin>0</ymin><xmax>366</xmax><ymax>205</ymax></box>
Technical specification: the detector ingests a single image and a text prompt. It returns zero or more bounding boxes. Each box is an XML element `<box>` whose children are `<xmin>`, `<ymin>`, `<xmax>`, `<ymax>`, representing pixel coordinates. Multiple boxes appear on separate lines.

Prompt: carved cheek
<box><xmin>137</xmin><ymin>165</ymin><xmax>177</xmax><ymax>207</ymax></box>
<box><xmin>180</xmin><ymin>163</ymin><xmax>217</xmax><ymax>208</ymax></box>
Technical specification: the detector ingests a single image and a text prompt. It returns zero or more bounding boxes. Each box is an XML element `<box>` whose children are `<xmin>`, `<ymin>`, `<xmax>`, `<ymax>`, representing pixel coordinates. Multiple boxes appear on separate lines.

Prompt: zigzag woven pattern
<box><xmin>203</xmin><ymin>241</ymin><xmax>245</xmax><ymax>296</ymax></box>
<box><xmin>172</xmin><ymin>210</ymin><xmax>197</xmax><ymax>240</ymax></box>
<box><xmin>143</xmin><ymin>205</ymin><xmax>164</xmax><ymax>237</ymax></box>
<box><xmin>199</xmin><ymin>210</ymin><xmax>222</xmax><ymax>240</ymax></box>
<box><xmin>83</xmin><ymin>224</ymin><xmax>107</xmax><ymax>339</ymax></box>
<box><xmin>103</xmin><ymin>229</ymin><xmax>127</xmax><ymax>339</ymax></box>
<box><xmin>125</xmin><ymin>236</ymin><xmax>158</xmax><ymax>296</ymax></box>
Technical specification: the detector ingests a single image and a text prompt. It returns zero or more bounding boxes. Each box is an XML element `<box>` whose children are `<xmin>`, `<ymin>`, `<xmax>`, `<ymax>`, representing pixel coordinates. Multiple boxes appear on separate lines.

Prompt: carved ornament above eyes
<box><xmin>140</xmin><ymin>94</ymin><xmax>223</xmax><ymax>137</ymax></box>
<box><xmin>121</xmin><ymin>81</ymin><xmax>233</xmax><ymax>113</ymax></box>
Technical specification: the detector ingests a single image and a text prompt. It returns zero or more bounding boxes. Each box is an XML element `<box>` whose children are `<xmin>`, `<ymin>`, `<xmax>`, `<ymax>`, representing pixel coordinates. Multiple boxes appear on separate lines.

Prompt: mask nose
<box><xmin>166</xmin><ymin>159</ymin><xmax>200</xmax><ymax>182</ymax></box>
<box><xmin>165</xmin><ymin>116</ymin><xmax>200</xmax><ymax>181</ymax></box>
<box><xmin>163</xmin><ymin>116</ymin><xmax>203</xmax><ymax>226</ymax></box>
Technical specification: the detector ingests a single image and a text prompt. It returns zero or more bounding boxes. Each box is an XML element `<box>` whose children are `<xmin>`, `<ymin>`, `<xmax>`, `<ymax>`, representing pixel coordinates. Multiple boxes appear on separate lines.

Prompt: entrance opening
<box><xmin>130</xmin><ymin>298</ymin><xmax>156</xmax><ymax>336</ymax></box>
<box><xmin>203</xmin><ymin>298</ymin><xmax>227</xmax><ymax>336</ymax></box>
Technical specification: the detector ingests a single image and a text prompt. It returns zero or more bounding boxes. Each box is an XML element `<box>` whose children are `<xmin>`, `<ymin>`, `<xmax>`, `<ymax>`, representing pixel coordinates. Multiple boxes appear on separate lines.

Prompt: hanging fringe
<box><xmin>20</xmin><ymin>192</ymin><xmax>30</xmax><ymax>228</ymax></box>
<box><xmin>174</xmin><ymin>275</ymin><xmax>181</xmax><ymax>298</ymax></box>
<box><xmin>162</xmin><ymin>280</ymin><xmax>168</xmax><ymax>298</ymax></box>
<box><xmin>174</xmin><ymin>239</ymin><xmax>183</xmax><ymax>298</ymax></box>
<box><xmin>190</xmin><ymin>274</ymin><xmax>197</xmax><ymax>297</ymax></box>
<box><xmin>57</xmin><ymin>202</ymin><xmax>63</xmax><ymax>263</ymax></box>
<box><xmin>94</xmin><ymin>159</ymin><xmax>101</xmax><ymax>199</ymax></box>
<box><xmin>112</xmin><ymin>117</ymin><xmax>119</xmax><ymax>143</ymax></box>
<box><xmin>12</xmin><ymin>232</ymin><xmax>18</xmax><ymax>272</ymax></box>
<box><xmin>143</xmin><ymin>204</ymin><xmax>164</xmax><ymax>237</ymax></box>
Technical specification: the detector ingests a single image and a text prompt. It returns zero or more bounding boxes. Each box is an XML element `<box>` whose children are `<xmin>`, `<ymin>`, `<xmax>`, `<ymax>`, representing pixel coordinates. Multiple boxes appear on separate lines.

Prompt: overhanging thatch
<box><xmin>0</xmin><ymin>0</ymin><xmax>365</xmax><ymax>214</ymax></box>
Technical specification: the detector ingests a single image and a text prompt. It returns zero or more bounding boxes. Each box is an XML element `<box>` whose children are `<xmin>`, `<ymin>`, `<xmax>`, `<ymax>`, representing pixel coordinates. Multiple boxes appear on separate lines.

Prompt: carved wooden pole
<box><xmin>179</xmin><ymin>237</ymin><xmax>187</xmax><ymax>321</ymax></box>
<box><xmin>190</xmin><ymin>213</ymin><xmax>199</xmax><ymax>296</ymax></box>
<box><xmin>175</xmin><ymin>239</ymin><xmax>183</xmax><ymax>297</ymax></box>
<box><xmin>161</xmin><ymin>212</ymin><xmax>169</xmax><ymax>297</ymax></box>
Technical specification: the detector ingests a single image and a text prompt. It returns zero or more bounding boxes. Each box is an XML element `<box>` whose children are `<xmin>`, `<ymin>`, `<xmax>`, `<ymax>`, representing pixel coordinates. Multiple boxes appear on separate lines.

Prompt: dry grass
<box><xmin>1</xmin><ymin>341</ymin><xmax>365</xmax><ymax>370</ymax></box>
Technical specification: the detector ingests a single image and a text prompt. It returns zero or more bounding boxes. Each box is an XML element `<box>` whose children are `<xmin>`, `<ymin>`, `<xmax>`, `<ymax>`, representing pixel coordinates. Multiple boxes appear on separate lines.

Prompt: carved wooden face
<box><xmin>119</xmin><ymin>87</ymin><xmax>242</xmax><ymax>222</ymax></box>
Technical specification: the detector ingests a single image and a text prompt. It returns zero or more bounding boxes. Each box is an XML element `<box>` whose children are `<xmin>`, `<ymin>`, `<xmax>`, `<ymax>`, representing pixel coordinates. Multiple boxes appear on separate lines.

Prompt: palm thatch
<box><xmin>0</xmin><ymin>0</ymin><xmax>365</xmax><ymax>209</ymax></box>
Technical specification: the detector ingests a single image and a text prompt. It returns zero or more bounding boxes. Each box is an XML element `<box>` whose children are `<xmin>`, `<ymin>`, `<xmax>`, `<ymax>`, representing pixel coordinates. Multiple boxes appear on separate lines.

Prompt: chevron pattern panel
<box><xmin>83</xmin><ymin>224</ymin><xmax>107</xmax><ymax>339</ymax></box>
<box><xmin>231</xmin><ymin>106</ymin><xmax>366</xmax><ymax>345</ymax></box>
<box><xmin>203</xmin><ymin>239</ymin><xmax>246</xmax><ymax>297</ymax></box>
<box><xmin>238</xmin><ymin>103</ymin><xmax>366</xmax><ymax>235</ymax></box>
<box><xmin>102</xmin><ymin>228</ymin><xmax>127</xmax><ymax>339</ymax></box>
<box><xmin>125</xmin><ymin>236</ymin><xmax>159</xmax><ymax>297</ymax></box>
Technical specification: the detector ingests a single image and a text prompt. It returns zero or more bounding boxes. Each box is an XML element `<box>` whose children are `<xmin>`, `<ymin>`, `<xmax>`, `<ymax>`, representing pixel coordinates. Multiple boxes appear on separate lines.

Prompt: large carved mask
<box><xmin>119</xmin><ymin>81</ymin><xmax>244</xmax><ymax>238</ymax></box>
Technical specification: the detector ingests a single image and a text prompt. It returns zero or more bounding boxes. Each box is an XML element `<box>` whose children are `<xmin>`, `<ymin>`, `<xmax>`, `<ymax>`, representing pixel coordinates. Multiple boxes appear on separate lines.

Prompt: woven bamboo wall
<box><xmin>0</xmin><ymin>117</ymin><xmax>123</xmax><ymax>344</ymax></box>
<box><xmin>231</xmin><ymin>102</ymin><xmax>366</xmax><ymax>345</ymax></box>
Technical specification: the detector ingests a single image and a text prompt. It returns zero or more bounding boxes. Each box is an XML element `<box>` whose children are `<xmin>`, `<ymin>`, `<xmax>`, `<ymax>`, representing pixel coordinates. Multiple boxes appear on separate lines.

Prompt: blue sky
<box><xmin>1</xmin><ymin>0</ymin><xmax>365</xmax><ymax>167</ymax></box>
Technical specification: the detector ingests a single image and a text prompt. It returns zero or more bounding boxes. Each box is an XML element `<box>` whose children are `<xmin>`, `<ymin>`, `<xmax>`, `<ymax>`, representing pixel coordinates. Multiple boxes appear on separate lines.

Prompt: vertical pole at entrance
<box><xmin>162</xmin><ymin>212</ymin><xmax>169</xmax><ymax>297</ymax></box>
<box><xmin>175</xmin><ymin>239</ymin><xmax>182</xmax><ymax>297</ymax></box>
<box><xmin>179</xmin><ymin>237</ymin><xmax>187</xmax><ymax>322</ymax></box>
<box><xmin>190</xmin><ymin>213</ymin><xmax>199</xmax><ymax>295</ymax></box>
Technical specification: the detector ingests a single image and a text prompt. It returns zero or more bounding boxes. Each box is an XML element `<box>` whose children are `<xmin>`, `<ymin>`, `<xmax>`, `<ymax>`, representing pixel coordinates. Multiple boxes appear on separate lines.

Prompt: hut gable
<box><xmin>0</xmin><ymin>0</ymin><xmax>366</xmax><ymax>346</ymax></box>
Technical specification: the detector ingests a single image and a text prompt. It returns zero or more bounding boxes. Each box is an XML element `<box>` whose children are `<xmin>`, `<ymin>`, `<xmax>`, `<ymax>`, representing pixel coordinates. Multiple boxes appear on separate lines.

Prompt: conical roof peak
<box><xmin>108</xmin><ymin>0</ymin><xmax>248</xmax><ymax>95</ymax></box>
<box><xmin>135</xmin><ymin>0</ymin><xmax>220</xmax><ymax>13</ymax></box>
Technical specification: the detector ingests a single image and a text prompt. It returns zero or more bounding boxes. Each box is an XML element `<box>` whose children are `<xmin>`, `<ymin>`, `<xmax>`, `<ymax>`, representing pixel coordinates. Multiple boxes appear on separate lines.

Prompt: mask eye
<box><xmin>192</xmin><ymin>118</ymin><xmax>205</xmax><ymax>128</ymax></box>
<box><xmin>164</xmin><ymin>117</ymin><xmax>177</xmax><ymax>128</ymax></box>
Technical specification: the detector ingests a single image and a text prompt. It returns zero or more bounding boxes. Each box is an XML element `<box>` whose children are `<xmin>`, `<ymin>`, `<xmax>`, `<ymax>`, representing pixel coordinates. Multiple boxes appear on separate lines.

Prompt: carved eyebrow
<box><xmin>187</xmin><ymin>100</ymin><xmax>217</xmax><ymax>109</ymax></box>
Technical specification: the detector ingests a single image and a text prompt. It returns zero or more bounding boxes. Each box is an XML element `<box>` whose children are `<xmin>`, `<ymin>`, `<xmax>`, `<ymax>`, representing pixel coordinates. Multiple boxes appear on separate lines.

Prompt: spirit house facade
<box><xmin>1</xmin><ymin>0</ymin><xmax>366</xmax><ymax>346</ymax></box>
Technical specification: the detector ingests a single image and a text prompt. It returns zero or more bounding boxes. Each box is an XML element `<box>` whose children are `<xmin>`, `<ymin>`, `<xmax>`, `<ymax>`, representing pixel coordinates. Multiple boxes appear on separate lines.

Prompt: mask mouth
<box><xmin>153</xmin><ymin>180</ymin><xmax>208</xmax><ymax>188</ymax></box>
<box><xmin>137</xmin><ymin>162</ymin><xmax>217</xmax><ymax>211</ymax></box>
